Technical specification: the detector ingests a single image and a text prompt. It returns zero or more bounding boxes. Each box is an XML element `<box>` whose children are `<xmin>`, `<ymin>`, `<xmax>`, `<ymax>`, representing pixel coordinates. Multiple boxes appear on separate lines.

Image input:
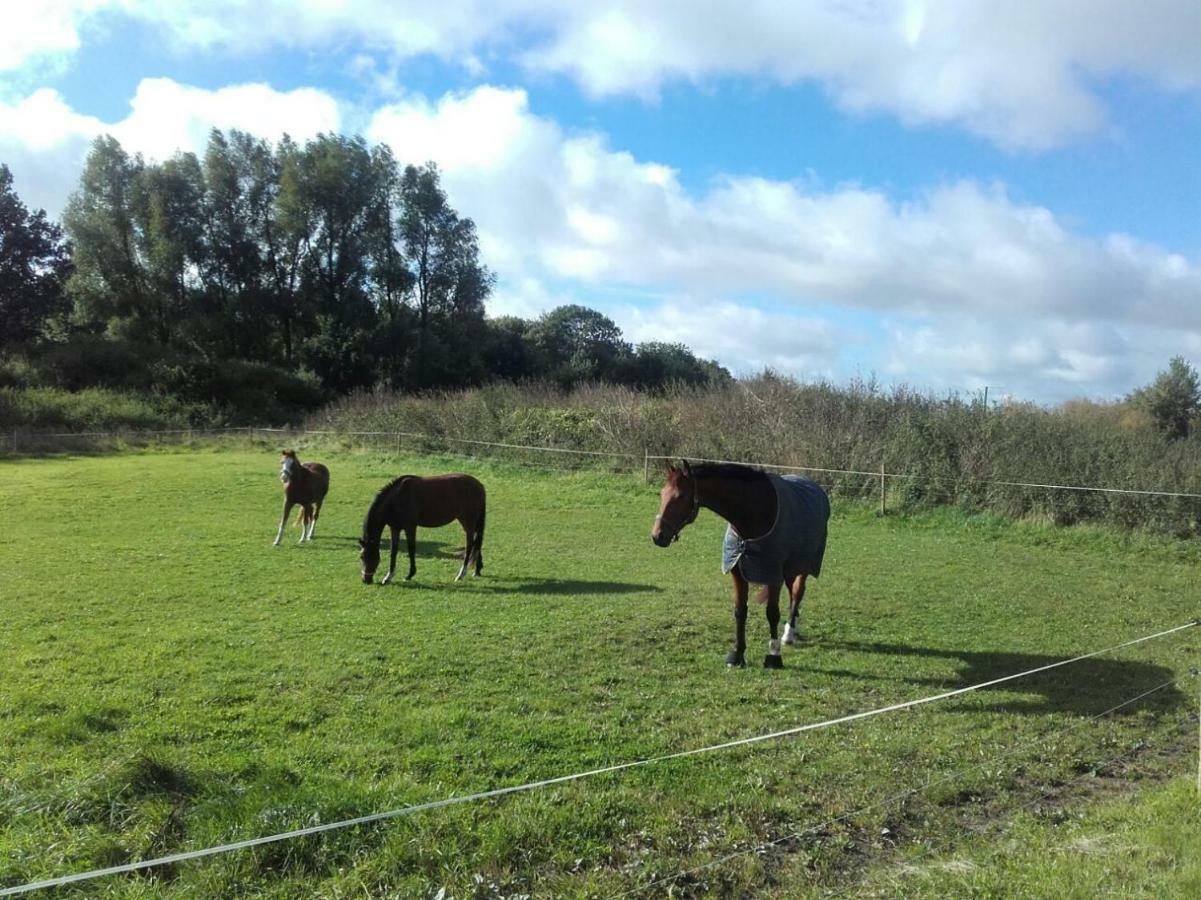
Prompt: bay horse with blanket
<box><xmin>652</xmin><ymin>461</ymin><xmax>829</xmax><ymax>668</ymax></box>
<box><xmin>274</xmin><ymin>450</ymin><xmax>329</xmax><ymax>545</ymax></box>
<box><xmin>359</xmin><ymin>474</ymin><xmax>486</xmax><ymax>584</ymax></box>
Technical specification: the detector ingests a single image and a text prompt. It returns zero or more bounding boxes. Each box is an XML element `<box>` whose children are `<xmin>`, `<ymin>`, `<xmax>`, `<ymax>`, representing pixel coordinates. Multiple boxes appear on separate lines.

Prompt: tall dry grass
<box><xmin>309</xmin><ymin>375</ymin><xmax>1201</xmax><ymax>536</ymax></box>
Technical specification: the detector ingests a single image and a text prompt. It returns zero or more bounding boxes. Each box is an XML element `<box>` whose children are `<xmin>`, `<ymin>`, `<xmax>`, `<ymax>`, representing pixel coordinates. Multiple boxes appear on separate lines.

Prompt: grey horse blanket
<box><xmin>721</xmin><ymin>474</ymin><xmax>829</xmax><ymax>584</ymax></box>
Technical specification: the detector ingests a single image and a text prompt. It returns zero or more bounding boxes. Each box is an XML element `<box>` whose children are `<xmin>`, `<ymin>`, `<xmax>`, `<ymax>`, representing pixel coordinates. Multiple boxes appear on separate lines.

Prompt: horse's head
<box><xmin>279</xmin><ymin>450</ymin><xmax>298</xmax><ymax>483</ymax></box>
<box><xmin>358</xmin><ymin>537</ymin><xmax>380</xmax><ymax>584</ymax></box>
<box><xmin>652</xmin><ymin>460</ymin><xmax>699</xmax><ymax>548</ymax></box>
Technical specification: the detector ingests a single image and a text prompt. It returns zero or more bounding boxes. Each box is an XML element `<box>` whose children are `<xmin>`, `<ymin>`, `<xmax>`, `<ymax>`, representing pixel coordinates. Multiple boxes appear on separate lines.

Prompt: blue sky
<box><xmin>2</xmin><ymin>1</ymin><xmax>1200</xmax><ymax>403</ymax></box>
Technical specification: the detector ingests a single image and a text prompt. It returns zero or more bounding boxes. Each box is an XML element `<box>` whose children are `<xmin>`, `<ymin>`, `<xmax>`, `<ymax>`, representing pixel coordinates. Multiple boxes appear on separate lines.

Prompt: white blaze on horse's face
<box><xmin>280</xmin><ymin>456</ymin><xmax>294</xmax><ymax>483</ymax></box>
<box><xmin>652</xmin><ymin>467</ymin><xmax>693</xmax><ymax>548</ymax></box>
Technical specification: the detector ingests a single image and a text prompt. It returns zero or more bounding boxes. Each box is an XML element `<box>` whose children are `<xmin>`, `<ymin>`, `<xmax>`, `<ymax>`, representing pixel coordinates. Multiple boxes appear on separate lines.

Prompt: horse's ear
<box><xmin>680</xmin><ymin>459</ymin><xmax>692</xmax><ymax>477</ymax></box>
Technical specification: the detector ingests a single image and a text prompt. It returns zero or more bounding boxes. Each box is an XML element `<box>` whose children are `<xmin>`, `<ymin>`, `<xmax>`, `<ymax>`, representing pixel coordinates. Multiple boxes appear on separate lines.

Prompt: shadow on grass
<box><xmin>801</xmin><ymin>639</ymin><xmax>1187</xmax><ymax>717</ymax></box>
<box><xmin>465</xmin><ymin>575</ymin><xmax>663</xmax><ymax>596</ymax></box>
<box><xmin>304</xmin><ymin>536</ymin><xmax>454</xmax><ymax>557</ymax></box>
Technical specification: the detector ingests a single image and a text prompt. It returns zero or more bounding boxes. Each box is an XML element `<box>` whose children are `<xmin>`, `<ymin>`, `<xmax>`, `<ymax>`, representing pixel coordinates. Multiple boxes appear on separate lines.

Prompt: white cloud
<box><xmin>617</xmin><ymin>299</ymin><xmax>843</xmax><ymax>379</ymax></box>
<box><xmin>368</xmin><ymin>84</ymin><xmax>1201</xmax><ymax>399</ymax></box>
<box><xmin>0</xmin><ymin>79</ymin><xmax>339</xmax><ymax>215</ymax></box>
<box><xmin>8</xmin><ymin>2</ymin><xmax>1201</xmax><ymax>149</ymax></box>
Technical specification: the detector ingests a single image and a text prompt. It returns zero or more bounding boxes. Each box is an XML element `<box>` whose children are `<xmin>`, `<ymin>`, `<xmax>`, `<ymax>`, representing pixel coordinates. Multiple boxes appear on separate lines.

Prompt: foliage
<box><xmin>0</xmin><ymin>386</ymin><xmax>194</xmax><ymax>430</ymax></box>
<box><xmin>0</xmin><ymin>164</ymin><xmax>71</xmax><ymax>347</ymax></box>
<box><xmin>1129</xmin><ymin>355</ymin><xmax>1201</xmax><ymax>439</ymax></box>
<box><xmin>314</xmin><ymin>374</ymin><xmax>1201</xmax><ymax>536</ymax></box>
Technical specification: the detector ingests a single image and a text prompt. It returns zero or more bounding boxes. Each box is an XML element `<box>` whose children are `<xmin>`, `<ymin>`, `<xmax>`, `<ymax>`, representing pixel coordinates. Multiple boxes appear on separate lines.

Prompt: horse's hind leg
<box><xmin>297</xmin><ymin>505</ymin><xmax>314</xmax><ymax>543</ymax></box>
<box><xmin>308</xmin><ymin>501</ymin><xmax>322</xmax><ymax>541</ymax></box>
<box><xmin>764</xmin><ymin>581</ymin><xmax>784</xmax><ymax>669</ymax></box>
<box><xmin>727</xmin><ymin>572</ymin><xmax>749</xmax><ymax>667</ymax></box>
<box><xmin>455</xmin><ymin>521</ymin><xmax>472</xmax><ymax>581</ymax></box>
<box><xmin>784</xmin><ymin>573</ymin><xmax>808</xmax><ymax>645</ymax></box>
<box><xmin>473</xmin><ymin>508</ymin><xmax>485</xmax><ymax>576</ymax></box>
<box><xmin>404</xmin><ymin>527</ymin><xmax>417</xmax><ymax>580</ymax></box>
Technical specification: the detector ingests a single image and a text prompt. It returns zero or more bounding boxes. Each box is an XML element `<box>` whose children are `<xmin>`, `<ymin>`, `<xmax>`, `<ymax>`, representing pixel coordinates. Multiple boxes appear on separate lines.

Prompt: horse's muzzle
<box><xmin>651</xmin><ymin>531</ymin><xmax>672</xmax><ymax>548</ymax></box>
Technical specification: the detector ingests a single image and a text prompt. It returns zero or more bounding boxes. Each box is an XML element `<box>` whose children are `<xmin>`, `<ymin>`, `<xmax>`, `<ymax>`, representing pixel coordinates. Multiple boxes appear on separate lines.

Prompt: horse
<box><xmin>651</xmin><ymin>460</ymin><xmax>830</xmax><ymax>668</ymax></box>
<box><xmin>274</xmin><ymin>450</ymin><xmax>330</xmax><ymax>545</ymax></box>
<box><xmin>359</xmin><ymin>474</ymin><xmax>486</xmax><ymax>584</ymax></box>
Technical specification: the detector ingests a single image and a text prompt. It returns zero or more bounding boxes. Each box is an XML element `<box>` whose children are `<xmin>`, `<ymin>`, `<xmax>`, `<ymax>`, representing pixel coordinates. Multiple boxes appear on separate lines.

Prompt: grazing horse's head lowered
<box><xmin>358</xmin><ymin>538</ymin><xmax>381</xmax><ymax>584</ymax></box>
<box><xmin>651</xmin><ymin>460</ymin><xmax>699</xmax><ymax>547</ymax></box>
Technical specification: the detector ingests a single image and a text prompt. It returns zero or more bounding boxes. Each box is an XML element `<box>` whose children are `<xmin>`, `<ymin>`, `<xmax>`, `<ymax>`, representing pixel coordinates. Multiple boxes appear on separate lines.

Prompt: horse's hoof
<box><xmin>381</xmin><ymin>574</ymin><xmax>393</xmax><ymax>586</ymax></box>
<box><xmin>404</xmin><ymin>574</ymin><xmax>415</xmax><ymax>582</ymax></box>
<box><xmin>763</xmin><ymin>654</ymin><xmax>784</xmax><ymax>669</ymax></box>
<box><xmin>726</xmin><ymin>650</ymin><xmax>746</xmax><ymax>668</ymax></box>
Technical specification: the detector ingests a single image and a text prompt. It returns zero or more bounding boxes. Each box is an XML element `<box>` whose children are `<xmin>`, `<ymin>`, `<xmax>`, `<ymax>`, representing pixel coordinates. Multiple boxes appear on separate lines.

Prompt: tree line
<box><xmin>0</xmin><ymin>130</ymin><xmax>728</xmax><ymax>420</ymax></box>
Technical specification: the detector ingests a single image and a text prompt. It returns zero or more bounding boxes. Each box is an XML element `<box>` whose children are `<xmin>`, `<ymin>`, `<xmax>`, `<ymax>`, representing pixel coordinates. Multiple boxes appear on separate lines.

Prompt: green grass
<box><xmin>2</xmin><ymin>446</ymin><xmax>1200</xmax><ymax>898</ymax></box>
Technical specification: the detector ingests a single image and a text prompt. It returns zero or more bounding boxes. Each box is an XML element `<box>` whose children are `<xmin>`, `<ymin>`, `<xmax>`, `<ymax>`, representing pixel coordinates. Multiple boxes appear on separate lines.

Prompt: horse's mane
<box><xmin>690</xmin><ymin>462</ymin><xmax>769</xmax><ymax>483</ymax></box>
<box><xmin>361</xmin><ymin>475</ymin><xmax>417</xmax><ymax>537</ymax></box>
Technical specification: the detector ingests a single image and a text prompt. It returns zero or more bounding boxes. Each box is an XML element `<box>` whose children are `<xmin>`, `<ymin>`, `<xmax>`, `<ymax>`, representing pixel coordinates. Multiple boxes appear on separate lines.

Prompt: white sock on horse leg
<box><xmin>783</xmin><ymin>623</ymin><xmax>797</xmax><ymax>644</ymax></box>
<box><xmin>768</xmin><ymin>638</ymin><xmax>781</xmax><ymax>656</ymax></box>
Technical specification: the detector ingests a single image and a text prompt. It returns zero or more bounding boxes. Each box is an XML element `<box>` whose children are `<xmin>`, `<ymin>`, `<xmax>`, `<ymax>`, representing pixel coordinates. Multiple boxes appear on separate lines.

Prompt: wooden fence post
<box><xmin>879</xmin><ymin>461</ymin><xmax>887</xmax><ymax>516</ymax></box>
<box><xmin>644</xmin><ymin>448</ymin><xmax>650</xmax><ymax>483</ymax></box>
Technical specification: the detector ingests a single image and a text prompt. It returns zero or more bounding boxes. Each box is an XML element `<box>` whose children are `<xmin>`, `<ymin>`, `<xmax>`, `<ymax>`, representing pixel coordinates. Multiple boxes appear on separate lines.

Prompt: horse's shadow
<box><xmin>796</xmin><ymin>639</ymin><xmax>1186</xmax><ymax>717</ymax></box>
<box><xmin>308</xmin><ymin>536</ymin><xmax>454</xmax><ymax>557</ymax></box>
<box><xmin>467</xmin><ymin>576</ymin><xmax>663</xmax><ymax>596</ymax></box>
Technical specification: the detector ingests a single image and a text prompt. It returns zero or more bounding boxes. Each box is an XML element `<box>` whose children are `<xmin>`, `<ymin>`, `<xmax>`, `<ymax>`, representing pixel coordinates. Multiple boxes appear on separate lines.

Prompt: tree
<box><xmin>398</xmin><ymin>162</ymin><xmax>493</xmax><ymax>385</ymax></box>
<box><xmin>0</xmin><ymin>164</ymin><xmax>71</xmax><ymax>347</ymax></box>
<box><xmin>623</xmin><ymin>341</ymin><xmax>730</xmax><ymax>388</ymax></box>
<box><xmin>62</xmin><ymin>136</ymin><xmax>155</xmax><ymax>340</ymax></box>
<box><xmin>527</xmin><ymin>304</ymin><xmax>631</xmax><ymax>385</ymax></box>
<box><xmin>1130</xmin><ymin>356</ymin><xmax>1201</xmax><ymax>439</ymax></box>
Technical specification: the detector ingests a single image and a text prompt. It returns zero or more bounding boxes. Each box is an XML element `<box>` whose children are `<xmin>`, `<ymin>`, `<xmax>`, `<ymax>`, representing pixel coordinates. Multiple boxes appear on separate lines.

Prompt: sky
<box><xmin>2</xmin><ymin>1</ymin><xmax>1200</xmax><ymax>404</ymax></box>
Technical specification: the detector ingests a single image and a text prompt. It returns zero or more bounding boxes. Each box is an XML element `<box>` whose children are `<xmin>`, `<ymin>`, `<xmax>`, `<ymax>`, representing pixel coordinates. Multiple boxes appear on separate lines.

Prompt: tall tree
<box><xmin>62</xmin><ymin>136</ymin><xmax>156</xmax><ymax>340</ymax></box>
<box><xmin>1130</xmin><ymin>356</ymin><xmax>1201</xmax><ymax>439</ymax></box>
<box><xmin>527</xmin><ymin>304</ymin><xmax>631</xmax><ymax>385</ymax></box>
<box><xmin>0</xmin><ymin>164</ymin><xmax>71</xmax><ymax>347</ymax></box>
<box><xmin>398</xmin><ymin>162</ymin><xmax>493</xmax><ymax>385</ymax></box>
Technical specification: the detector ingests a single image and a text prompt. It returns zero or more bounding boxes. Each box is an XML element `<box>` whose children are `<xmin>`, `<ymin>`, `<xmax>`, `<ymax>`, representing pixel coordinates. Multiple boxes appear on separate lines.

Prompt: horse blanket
<box><xmin>721</xmin><ymin>474</ymin><xmax>829</xmax><ymax>584</ymax></box>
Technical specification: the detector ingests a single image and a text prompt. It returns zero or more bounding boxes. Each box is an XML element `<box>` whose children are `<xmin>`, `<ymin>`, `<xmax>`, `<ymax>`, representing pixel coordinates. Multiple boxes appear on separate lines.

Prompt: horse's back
<box><xmin>412</xmin><ymin>473</ymin><xmax>485</xmax><ymax>528</ymax></box>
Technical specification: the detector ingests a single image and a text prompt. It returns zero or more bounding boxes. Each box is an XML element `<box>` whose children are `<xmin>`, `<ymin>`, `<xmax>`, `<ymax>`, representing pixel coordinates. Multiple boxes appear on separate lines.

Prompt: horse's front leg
<box><xmin>298</xmin><ymin>505</ymin><xmax>312</xmax><ymax>543</ymax></box>
<box><xmin>381</xmin><ymin>526</ymin><xmax>400</xmax><ymax>585</ymax></box>
<box><xmin>764</xmin><ymin>581</ymin><xmax>784</xmax><ymax>669</ymax></box>
<box><xmin>784</xmin><ymin>572</ymin><xmax>808</xmax><ymax>645</ymax></box>
<box><xmin>404</xmin><ymin>527</ymin><xmax>417</xmax><ymax>581</ymax></box>
<box><xmin>273</xmin><ymin>499</ymin><xmax>294</xmax><ymax>546</ymax></box>
<box><xmin>727</xmin><ymin>571</ymin><xmax>749</xmax><ymax>667</ymax></box>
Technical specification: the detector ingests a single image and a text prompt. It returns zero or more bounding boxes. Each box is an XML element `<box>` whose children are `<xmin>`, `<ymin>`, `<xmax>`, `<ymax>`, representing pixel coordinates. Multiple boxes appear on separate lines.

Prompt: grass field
<box><xmin>2</xmin><ymin>445</ymin><xmax>1200</xmax><ymax>898</ymax></box>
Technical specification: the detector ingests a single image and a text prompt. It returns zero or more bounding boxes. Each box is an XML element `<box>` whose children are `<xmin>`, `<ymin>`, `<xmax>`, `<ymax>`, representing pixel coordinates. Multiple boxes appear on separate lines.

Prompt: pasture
<box><xmin>2</xmin><ymin>445</ymin><xmax>1200</xmax><ymax>898</ymax></box>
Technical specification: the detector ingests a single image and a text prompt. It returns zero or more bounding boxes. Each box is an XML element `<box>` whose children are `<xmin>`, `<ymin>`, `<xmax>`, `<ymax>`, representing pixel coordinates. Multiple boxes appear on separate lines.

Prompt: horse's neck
<box><xmin>698</xmin><ymin>473</ymin><xmax>776</xmax><ymax>540</ymax></box>
<box><xmin>362</xmin><ymin>482</ymin><xmax>401</xmax><ymax>541</ymax></box>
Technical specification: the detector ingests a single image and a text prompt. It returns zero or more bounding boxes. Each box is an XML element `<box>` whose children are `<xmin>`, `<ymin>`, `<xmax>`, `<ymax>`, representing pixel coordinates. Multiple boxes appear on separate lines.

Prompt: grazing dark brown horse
<box><xmin>651</xmin><ymin>461</ymin><xmax>829</xmax><ymax>668</ymax></box>
<box><xmin>274</xmin><ymin>450</ymin><xmax>330</xmax><ymax>545</ymax></box>
<box><xmin>359</xmin><ymin>474</ymin><xmax>486</xmax><ymax>584</ymax></box>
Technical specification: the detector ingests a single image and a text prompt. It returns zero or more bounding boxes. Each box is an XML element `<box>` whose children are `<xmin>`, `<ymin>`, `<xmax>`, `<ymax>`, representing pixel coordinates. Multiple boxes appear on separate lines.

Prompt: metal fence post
<box><xmin>644</xmin><ymin>448</ymin><xmax>650</xmax><ymax>483</ymax></box>
<box><xmin>879</xmin><ymin>461</ymin><xmax>887</xmax><ymax>516</ymax></box>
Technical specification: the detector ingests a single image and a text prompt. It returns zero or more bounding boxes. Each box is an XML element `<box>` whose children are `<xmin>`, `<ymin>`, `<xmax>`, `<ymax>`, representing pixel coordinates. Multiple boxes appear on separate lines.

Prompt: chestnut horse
<box><xmin>274</xmin><ymin>450</ymin><xmax>330</xmax><ymax>545</ymax></box>
<box><xmin>359</xmin><ymin>474</ymin><xmax>486</xmax><ymax>584</ymax></box>
<box><xmin>651</xmin><ymin>461</ymin><xmax>829</xmax><ymax>668</ymax></box>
